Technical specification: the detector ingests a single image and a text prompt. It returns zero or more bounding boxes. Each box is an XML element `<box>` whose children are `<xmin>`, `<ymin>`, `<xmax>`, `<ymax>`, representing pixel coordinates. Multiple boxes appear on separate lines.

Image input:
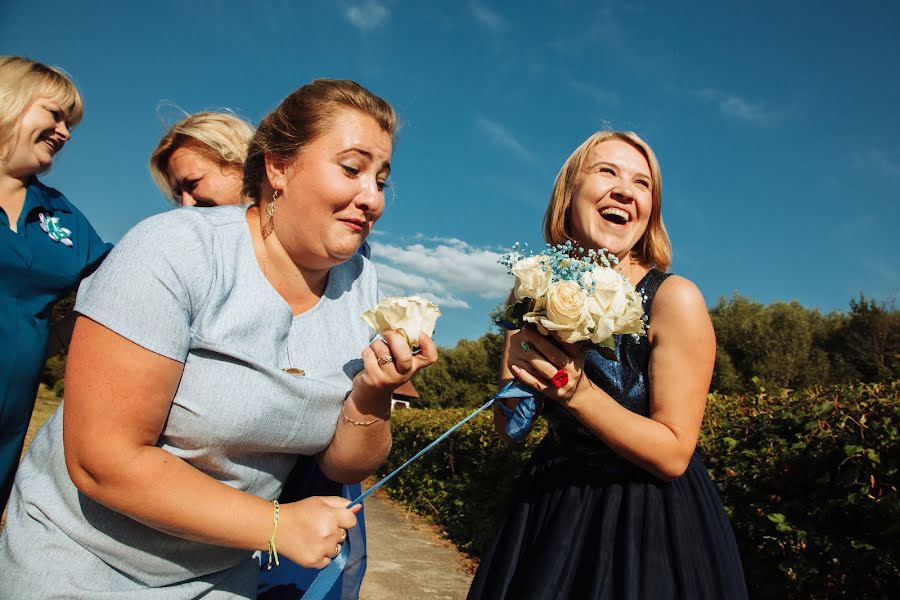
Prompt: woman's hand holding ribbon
<box><xmin>276</xmin><ymin>497</ymin><xmax>360</xmax><ymax>569</ymax></box>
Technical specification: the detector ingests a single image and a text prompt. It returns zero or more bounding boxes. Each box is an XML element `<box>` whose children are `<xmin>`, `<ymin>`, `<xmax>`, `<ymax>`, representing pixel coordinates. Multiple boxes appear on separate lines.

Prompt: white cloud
<box><xmin>469</xmin><ymin>2</ymin><xmax>506</xmax><ymax>32</ymax></box>
<box><xmin>370</xmin><ymin>239</ymin><xmax>513</xmax><ymax>311</ymax></box>
<box><xmin>345</xmin><ymin>1</ymin><xmax>389</xmax><ymax>31</ymax></box>
<box><xmin>695</xmin><ymin>89</ymin><xmax>775</xmax><ymax>125</ymax></box>
<box><xmin>568</xmin><ymin>80</ymin><xmax>620</xmax><ymax>108</ymax></box>
<box><xmin>855</xmin><ymin>149</ymin><xmax>900</xmax><ymax>177</ymax></box>
<box><xmin>475</xmin><ymin>116</ymin><xmax>536</xmax><ymax>164</ymax></box>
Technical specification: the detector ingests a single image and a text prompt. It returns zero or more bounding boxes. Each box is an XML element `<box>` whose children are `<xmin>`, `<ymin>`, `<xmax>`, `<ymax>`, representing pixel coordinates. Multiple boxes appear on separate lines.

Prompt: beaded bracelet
<box><xmin>265</xmin><ymin>500</ymin><xmax>280</xmax><ymax>570</ymax></box>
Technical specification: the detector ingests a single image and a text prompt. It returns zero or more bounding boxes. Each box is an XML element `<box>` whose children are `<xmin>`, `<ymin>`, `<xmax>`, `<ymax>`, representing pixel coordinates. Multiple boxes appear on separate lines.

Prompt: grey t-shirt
<box><xmin>0</xmin><ymin>205</ymin><xmax>380</xmax><ymax>598</ymax></box>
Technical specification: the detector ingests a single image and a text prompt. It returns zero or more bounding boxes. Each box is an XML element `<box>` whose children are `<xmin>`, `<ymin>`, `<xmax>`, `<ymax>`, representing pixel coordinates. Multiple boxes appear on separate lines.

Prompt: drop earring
<box><xmin>261</xmin><ymin>190</ymin><xmax>279</xmax><ymax>239</ymax></box>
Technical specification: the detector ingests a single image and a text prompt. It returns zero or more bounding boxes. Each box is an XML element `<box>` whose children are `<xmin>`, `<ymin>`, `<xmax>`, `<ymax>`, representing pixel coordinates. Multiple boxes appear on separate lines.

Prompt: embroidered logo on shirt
<box><xmin>39</xmin><ymin>213</ymin><xmax>73</xmax><ymax>247</ymax></box>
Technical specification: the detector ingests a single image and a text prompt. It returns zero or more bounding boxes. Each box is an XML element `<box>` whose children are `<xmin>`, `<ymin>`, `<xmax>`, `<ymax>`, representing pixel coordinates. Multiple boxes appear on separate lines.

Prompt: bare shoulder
<box><xmin>654</xmin><ymin>275</ymin><xmax>707</xmax><ymax>313</ymax></box>
<box><xmin>649</xmin><ymin>275</ymin><xmax>713</xmax><ymax>342</ymax></box>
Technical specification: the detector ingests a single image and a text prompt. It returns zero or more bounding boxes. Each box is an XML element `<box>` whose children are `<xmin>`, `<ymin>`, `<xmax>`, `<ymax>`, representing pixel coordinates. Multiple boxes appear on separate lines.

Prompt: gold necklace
<box><xmin>254</xmin><ymin>204</ymin><xmax>270</xmax><ymax>280</ymax></box>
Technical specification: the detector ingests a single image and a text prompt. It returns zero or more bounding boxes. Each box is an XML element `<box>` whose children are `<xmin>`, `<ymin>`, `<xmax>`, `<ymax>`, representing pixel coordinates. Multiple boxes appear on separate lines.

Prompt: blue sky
<box><xmin>3</xmin><ymin>1</ymin><xmax>898</xmax><ymax>347</ymax></box>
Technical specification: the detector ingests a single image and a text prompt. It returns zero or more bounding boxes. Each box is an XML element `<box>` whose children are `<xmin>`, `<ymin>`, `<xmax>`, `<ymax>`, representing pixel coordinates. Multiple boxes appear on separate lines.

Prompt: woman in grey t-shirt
<box><xmin>0</xmin><ymin>79</ymin><xmax>435</xmax><ymax>599</ymax></box>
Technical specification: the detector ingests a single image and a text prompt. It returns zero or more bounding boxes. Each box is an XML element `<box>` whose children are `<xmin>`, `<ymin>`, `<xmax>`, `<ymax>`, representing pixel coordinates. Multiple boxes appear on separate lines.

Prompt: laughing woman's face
<box><xmin>3</xmin><ymin>97</ymin><xmax>72</xmax><ymax>177</ymax></box>
<box><xmin>567</xmin><ymin>139</ymin><xmax>653</xmax><ymax>261</ymax></box>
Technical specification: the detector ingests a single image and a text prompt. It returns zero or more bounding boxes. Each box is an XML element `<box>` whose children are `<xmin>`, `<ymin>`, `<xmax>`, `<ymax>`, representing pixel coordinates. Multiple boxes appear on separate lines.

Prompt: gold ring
<box><xmin>330</xmin><ymin>543</ymin><xmax>342</xmax><ymax>559</ymax></box>
<box><xmin>340</xmin><ymin>529</ymin><xmax>348</xmax><ymax>543</ymax></box>
<box><xmin>377</xmin><ymin>355</ymin><xmax>394</xmax><ymax>365</ymax></box>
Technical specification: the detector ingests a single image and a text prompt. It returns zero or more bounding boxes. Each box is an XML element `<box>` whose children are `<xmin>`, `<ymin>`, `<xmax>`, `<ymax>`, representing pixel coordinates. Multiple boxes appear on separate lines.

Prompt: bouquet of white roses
<box><xmin>496</xmin><ymin>242</ymin><xmax>647</xmax><ymax>440</ymax></box>
<box><xmin>499</xmin><ymin>241</ymin><xmax>646</xmax><ymax>359</ymax></box>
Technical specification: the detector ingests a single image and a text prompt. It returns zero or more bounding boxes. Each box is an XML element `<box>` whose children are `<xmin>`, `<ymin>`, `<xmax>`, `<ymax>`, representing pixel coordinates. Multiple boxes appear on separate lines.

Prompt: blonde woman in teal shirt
<box><xmin>0</xmin><ymin>55</ymin><xmax>111</xmax><ymax>514</ymax></box>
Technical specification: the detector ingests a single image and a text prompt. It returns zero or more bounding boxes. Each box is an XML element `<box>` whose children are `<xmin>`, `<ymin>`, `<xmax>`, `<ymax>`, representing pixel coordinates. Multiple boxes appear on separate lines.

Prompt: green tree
<box><xmin>710</xmin><ymin>294</ymin><xmax>836</xmax><ymax>392</ymax></box>
<box><xmin>412</xmin><ymin>331</ymin><xmax>504</xmax><ymax>408</ymax></box>
<box><xmin>829</xmin><ymin>294</ymin><xmax>899</xmax><ymax>382</ymax></box>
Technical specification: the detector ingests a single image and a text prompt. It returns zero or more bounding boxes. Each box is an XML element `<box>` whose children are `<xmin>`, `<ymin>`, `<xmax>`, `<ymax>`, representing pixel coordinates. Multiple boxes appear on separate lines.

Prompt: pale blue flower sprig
<box><xmin>498</xmin><ymin>240</ymin><xmax>618</xmax><ymax>290</ymax></box>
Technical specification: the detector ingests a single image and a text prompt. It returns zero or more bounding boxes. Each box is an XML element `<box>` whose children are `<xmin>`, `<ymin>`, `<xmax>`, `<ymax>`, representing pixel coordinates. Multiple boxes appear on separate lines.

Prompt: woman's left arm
<box><xmin>317</xmin><ymin>329</ymin><xmax>438</xmax><ymax>483</ymax></box>
<box><xmin>510</xmin><ymin>276</ymin><xmax>715</xmax><ymax>481</ymax></box>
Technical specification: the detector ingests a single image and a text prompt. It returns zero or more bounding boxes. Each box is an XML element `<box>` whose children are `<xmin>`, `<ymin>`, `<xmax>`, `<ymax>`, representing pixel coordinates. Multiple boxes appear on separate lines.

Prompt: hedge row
<box><xmin>377</xmin><ymin>382</ymin><xmax>899</xmax><ymax>599</ymax></box>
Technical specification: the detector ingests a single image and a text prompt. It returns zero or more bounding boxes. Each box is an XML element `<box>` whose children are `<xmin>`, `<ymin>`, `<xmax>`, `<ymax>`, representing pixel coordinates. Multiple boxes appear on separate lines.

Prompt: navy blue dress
<box><xmin>0</xmin><ymin>179</ymin><xmax>111</xmax><ymax>512</ymax></box>
<box><xmin>468</xmin><ymin>270</ymin><xmax>748</xmax><ymax>600</ymax></box>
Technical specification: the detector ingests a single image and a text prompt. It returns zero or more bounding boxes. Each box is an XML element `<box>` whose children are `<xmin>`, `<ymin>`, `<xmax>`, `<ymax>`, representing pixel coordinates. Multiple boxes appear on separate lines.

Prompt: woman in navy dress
<box><xmin>0</xmin><ymin>56</ymin><xmax>111</xmax><ymax>514</ymax></box>
<box><xmin>469</xmin><ymin>131</ymin><xmax>748</xmax><ymax>599</ymax></box>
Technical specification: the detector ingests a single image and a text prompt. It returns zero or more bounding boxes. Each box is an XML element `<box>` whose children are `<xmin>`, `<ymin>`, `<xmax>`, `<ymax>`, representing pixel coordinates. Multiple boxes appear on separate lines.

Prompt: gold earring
<box><xmin>261</xmin><ymin>190</ymin><xmax>279</xmax><ymax>239</ymax></box>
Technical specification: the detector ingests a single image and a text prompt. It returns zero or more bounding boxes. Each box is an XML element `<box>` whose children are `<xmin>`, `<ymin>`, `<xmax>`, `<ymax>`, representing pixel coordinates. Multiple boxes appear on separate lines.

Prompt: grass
<box><xmin>23</xmin><ymin>385</ymin><xmax>61</xmax><ymax>452</ymax></box>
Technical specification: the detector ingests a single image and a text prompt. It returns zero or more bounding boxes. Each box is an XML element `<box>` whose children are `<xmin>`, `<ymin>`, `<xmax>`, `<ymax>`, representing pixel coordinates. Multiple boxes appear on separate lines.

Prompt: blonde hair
<box><xmin>243</xmin><ymin>79</ymin><xmax>397</xmax><ymax>202</ymax></box>
<box><xmin>0</xmin><ymin>55</ymin><xmax>84</xmax><ymax>160</ymax></box>
<box><xmin>149</xmin><ymin>111</ymin><xmax>254</xmax><ymax>204</ymax></box>
<box><xmin>543</xmin><ymin>130</ymin><xmax>672</xmax><ymax>271</ymax></box>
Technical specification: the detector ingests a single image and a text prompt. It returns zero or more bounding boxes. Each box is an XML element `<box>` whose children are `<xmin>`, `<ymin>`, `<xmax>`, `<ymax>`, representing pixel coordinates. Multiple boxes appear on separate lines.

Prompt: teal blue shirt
<box><xmin>0</xmin><ymin>179</ymin><xmax>111</xmax><ymax>417</ymax></box>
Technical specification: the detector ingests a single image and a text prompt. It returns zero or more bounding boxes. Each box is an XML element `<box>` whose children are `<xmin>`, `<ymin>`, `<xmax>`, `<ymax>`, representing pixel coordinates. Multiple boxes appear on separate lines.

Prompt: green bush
<box><xmin>378</xmin><ymin>382</ymin><xmax>899</xmax><ymax>599</ymax></box>
<box><xmin>378</xmin><ymin>406</ymin><xmax>545</xmax><ymax>554</ymax></box>
<box><xmin>702</xmin><ymin>382</ymin><xmax>898</xmax><ymax>598</ymax></box>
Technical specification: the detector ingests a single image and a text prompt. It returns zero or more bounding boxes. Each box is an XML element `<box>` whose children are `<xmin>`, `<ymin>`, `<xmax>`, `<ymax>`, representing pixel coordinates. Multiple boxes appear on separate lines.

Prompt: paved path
<box><xmin>359</xmin><ymin>491</ymin><xmax>475</xmax><ymax>600</ymax></box>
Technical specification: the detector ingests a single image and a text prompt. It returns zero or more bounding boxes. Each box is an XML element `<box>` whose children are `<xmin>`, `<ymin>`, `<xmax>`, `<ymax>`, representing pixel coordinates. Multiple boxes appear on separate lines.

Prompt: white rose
<box><xmin>361</xmin><ymin>296</ymin><xmax>441</xmax><ymax>349</ymax></box>
<box><xmin>511</xmin><ymin>255</ymin><xmax>552</xmax><ymax>301</ymax></box>
<box><xmin>614</xmin><ymin>290</ymin><xmax>646</xmax><ymax>336</ymax></box>
<box><xmin>582</xmin><ymin>265</ymin><xmax>620</xmax><ymax>291</ymax></box>
<box><xmin>584</xmin><ymin>266</ymin><xmax>628</xmax><ymax>318</ymax></box>
<box><xmin>529</xmin><ymin>280</ymin><xmax>592</xmax><ymax>343</ymax></box>
<box><xmin>584</xmin><ymin>292</ymin><xmax>616</xmax><ymax>344</ymax></box>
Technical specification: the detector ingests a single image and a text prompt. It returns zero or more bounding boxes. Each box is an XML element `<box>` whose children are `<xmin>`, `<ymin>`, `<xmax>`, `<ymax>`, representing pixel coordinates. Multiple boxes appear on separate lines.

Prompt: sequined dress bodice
<box><xmin>539</xmin><ymin>268</ymin><xmax>671</xmax><ymax>466</ymax></box>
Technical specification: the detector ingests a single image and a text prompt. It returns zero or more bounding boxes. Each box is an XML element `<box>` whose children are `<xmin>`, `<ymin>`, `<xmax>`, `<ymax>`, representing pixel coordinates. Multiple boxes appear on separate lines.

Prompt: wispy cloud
<box><xmin>694</xmin><ymin>89</ymin><xmax>776</xmax><ymax>125</ymax></box>
<box><xmin>469</xmin><ymin>2</ymin><xmax>506</xmax><ymax>33</ymax></box>
<box><xmin>568</xmin><ymin>80</ymin><xmax>620</xmax><ymax>108</ymax></box>
<box><xmin>345</xmin><ymin>1</ymin><xmax>389</xmax><ymax>31</ymax></box>
<box><xmin>370</xmin><ymin>238</ymin><xmax>512</xmax><ymax>310</ymax></box>
<box><xmin>854</xmin><ymin>149</ymin><xmax>900</xmax><ymax>177</ymax></box>
<box><xmin>475</xmin><ymin>116</ymin><xmax>536</xmax><ymax>164</ymax></box>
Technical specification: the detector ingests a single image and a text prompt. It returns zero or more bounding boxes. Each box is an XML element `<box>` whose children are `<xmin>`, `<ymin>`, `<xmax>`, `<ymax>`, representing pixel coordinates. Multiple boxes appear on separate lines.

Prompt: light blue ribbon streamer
<box><xmin>495</xmin><ymin>381</ymin><xmax>541</xmax><ymax>442</ymax></box>
<box><xmin>303</xmin><ymin>380</ymin><xmax>521</xmax><ymax>599</ymax></box>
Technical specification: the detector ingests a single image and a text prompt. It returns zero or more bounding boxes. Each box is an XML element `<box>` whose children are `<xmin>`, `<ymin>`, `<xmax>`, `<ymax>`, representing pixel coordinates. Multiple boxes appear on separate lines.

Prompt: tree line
<box><xmin>41</xmin><ymin>292</ymin><xmax>897</xmax><ymax>404</ymax></box>
<box><xmin>411</xmin><ymin>293</ymin><xmax>899</xmax><ymax>408</ymax></box>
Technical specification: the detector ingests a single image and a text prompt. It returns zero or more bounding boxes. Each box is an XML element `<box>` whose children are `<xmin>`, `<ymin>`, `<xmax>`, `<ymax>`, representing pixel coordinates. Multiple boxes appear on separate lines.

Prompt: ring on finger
<box><xmin>339</xmin><ymin>528</ymin><xmax>348</xmax><ymax>543</ymax></box>
<box><xmin>330</xmin><ymin>543</ymin><xmax>342</xmax><ymax>559</ymax></box>
<box><xmin>551</xmin><ymin>368</ymin><xmax>569</xmax><ymax>388</ymax></box>
<box><xmin>377</xmin><ymin>355</ymin><xmax>394</xmax><ymax>365</ymax></box>
<box><xmin>520</xmin><ymin>341</ymin><xmax>531</xmax><ymax>352</ymax></box>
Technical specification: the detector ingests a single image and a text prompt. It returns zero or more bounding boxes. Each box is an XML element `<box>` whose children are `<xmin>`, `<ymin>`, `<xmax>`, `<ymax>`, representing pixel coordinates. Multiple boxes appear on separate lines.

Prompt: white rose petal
<box><xmin>361</xmin><ymin>296</ymin><xmax>441</xmax><ymax>349</ymax></box>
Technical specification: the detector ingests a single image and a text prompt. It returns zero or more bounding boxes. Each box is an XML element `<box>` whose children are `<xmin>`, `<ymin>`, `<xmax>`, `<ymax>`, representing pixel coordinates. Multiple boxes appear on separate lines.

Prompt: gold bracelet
<box><xmin>340</xmin><ymin>400</ymin><xmax>388</xmax><ymax>427</ymax></box>
<box><xmin>265</xmin><ymin>500</ymin><xmax>280</xmax><ymax>570</ymax></box>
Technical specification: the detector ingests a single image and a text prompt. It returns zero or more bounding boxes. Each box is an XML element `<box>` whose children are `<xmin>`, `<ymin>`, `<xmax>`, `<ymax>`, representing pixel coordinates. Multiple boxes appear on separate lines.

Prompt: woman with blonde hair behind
<box><xmin>0</xmin><ymin>55</ymin><xmax>111</xmax><ymax>515</ymax></box>
<box><xmin>149</xmin><ymin>111</ymin><xmax>253</xmax><ymax>207</ymax></box>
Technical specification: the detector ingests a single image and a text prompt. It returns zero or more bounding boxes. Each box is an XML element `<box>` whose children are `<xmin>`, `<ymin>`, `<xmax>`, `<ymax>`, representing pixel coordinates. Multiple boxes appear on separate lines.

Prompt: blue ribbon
<box><xmin>495</xmin><ymin>381</ymin><xmax>541</xmax><ymax>442</ymax></box>
<box><xmin>303</xmin><ymin>380</ymin><xmax>527</xmax><ymax>599</ymax></box>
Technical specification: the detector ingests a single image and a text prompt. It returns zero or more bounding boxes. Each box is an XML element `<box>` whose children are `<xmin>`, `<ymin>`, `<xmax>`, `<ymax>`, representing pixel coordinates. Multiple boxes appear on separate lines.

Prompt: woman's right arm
<box><xmin>64</xmin><ymin>316</ymin><xmax>357</xmax><ymax>568</ymax></box>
